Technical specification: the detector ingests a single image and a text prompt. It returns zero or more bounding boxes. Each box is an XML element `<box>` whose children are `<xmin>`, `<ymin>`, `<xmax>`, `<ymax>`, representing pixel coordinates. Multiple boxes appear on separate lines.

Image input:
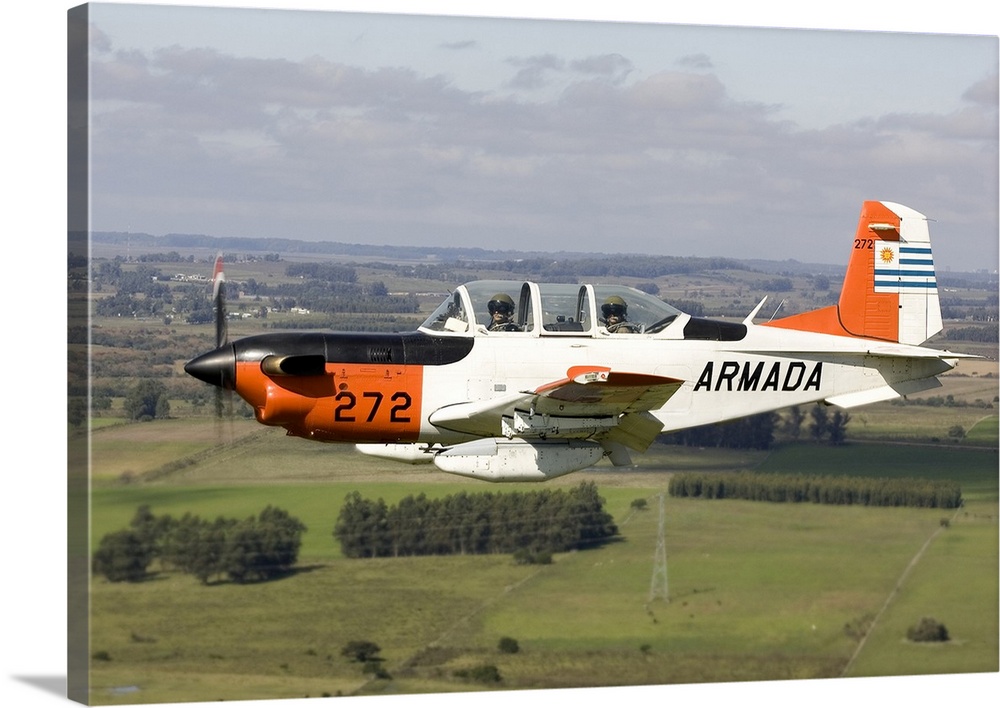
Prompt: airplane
<box><xmin>185</xmin><ymin>200</ymin><xmax>975</xmax><ymax>482</ymax></box>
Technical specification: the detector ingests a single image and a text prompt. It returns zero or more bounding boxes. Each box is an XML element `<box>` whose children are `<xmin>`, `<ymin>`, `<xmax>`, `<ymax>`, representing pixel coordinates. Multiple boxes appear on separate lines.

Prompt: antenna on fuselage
<box><xmin>768</xmin><ymin>299</ymin><xmax>786</xmax><ymax>322</ymax></box>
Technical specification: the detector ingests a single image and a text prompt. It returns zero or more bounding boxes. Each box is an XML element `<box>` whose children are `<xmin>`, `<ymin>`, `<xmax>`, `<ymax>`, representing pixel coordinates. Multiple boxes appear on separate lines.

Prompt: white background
<box><xmin>3</xmin><ymin>2</ymin><xmax>997</xmax><ymax>707</ymax></box>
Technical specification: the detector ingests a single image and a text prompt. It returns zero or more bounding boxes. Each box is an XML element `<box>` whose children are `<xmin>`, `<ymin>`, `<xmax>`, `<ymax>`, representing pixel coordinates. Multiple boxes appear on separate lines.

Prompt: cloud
<box><xmin>440</xmin><ymin>40</ymin><xmax>478</xmax><ymax>51</ymax></box>
<box><xmin>87</xmin><ymin>32</ymin><xmax>997</xmax><ymax>269</ymax></box>
<box><xmin>505</xmin><ymin>53</ymin><xmax>566</xmax><ymax>90</ymax></box>
<box><xmin>504</xmin><ymin>52</ymin><xmax>633</xmax><ymax>91</ymax></box>
<box><xmin>962</xmin><ymin>73</ymin><xmax>999</xmax><ymax>108</ymax></box>
<box><xmin>677</xmin><ymin>53</ymin><xmax>714</xmax><ymax>70</ymax></box>
<box><xmin>89</xmin><ymin>23</ymin><xmax>113</xmax><ymax>54</ymax></box>
<box><xmin>569</xmin><ymin>53</ymin><xmax>633</xmax><ymax>83</ymax></box>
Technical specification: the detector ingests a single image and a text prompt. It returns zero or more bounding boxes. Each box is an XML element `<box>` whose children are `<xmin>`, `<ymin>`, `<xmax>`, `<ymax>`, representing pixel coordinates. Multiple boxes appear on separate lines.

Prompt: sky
<box><xmin>81</xmin><ymin>1</ymin><xmax>998</xmax><ymax>271</ymax></box>
<box><xmin>2</xmin><ymin>4</ymin><xmax>999</xmax><ymax>708</ymax></box>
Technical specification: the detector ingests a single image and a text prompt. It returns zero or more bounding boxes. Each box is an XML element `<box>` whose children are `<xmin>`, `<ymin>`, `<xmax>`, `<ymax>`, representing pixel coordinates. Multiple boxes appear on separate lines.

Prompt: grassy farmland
<box><xmin>85</xmin><ymin>420</ymin><xmax>998</xmax><ymax>704</ymax></box>
<box><xmin>77</xmin><ymin>246</ymin><xmax>997</xmax><ymax>703</ymax></box>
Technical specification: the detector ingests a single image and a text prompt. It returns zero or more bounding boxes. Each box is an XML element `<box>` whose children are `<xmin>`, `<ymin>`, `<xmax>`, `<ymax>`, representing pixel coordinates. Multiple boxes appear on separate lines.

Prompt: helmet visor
<box><xmin>488</xmin><ymin>300</ymin><xmax>514</xmax><ymax>316</ymax></box>
<box><xmin>601</xmin><ymin>303</ymin><xmax>626</xmax><ymax>318</ymax></box>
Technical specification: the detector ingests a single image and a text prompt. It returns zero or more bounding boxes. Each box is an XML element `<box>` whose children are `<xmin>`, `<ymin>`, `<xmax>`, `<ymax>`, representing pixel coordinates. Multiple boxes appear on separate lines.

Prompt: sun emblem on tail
<box><xmin>879</xmin><ymin>246</ymin><xmax>895</xmax><ymax>264</ymax></box>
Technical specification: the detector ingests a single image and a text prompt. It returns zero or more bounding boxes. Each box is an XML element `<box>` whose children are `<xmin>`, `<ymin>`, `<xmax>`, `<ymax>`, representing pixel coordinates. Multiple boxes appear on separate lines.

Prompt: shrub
<box><xmin>454</xmin><ymin>664</ymin><xmax>502</xmax><ymax>684</ymax></box>
<box><xmin>341</xmin><ymin>640</ymin><xmax>381</xmax><ymax>663</ymax></box>
<box><xmin>907</xmin><ymin>617</ymin><xmax>950</xmax><ymax>642</ymax></box>
<box><xmin>497</xmin><ymin>637</ymin><xmax>520</xmax><ymax>654</ymax></box>
<box><xmin>362</xmin><ymin>661</ymin><xmax>391</xmax><ymax>679</ymax></box>
<box><xmin>513</xmin><ymin>549</ymin><xmax>553</xmax><ymax>565</ymax></box>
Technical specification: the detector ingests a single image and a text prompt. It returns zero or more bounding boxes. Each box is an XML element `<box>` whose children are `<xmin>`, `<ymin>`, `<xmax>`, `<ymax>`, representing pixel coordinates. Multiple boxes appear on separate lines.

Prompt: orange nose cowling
<box><xmin>184</xmin><ymin>344</ymin><xmax>236</xmax><ymax>390</ymax></box>
<box><xmin>233</xmin><ymin>361</ymin><xmax>323</xmax><ymax>426</ymax></box>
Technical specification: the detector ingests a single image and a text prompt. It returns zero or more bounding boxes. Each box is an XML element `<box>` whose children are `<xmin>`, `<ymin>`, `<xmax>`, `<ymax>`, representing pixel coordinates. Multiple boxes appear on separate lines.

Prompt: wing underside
<box><xmin>417</xmin><ymin>366</ymin><xmax>684</xmax><ymax>481</ymax></box>
<box><xmin>428</xmin><ymin>366</ymin><xmax>683</xmax><ymax>451</ymax></box>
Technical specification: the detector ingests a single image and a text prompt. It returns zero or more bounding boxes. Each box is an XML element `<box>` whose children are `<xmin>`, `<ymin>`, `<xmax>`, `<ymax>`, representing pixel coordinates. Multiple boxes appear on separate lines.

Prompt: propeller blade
<box><xmin>215</xmin><ymin>387</ymin><xmax>225</xmax><ymax>419</ymax></box>
<box><xmin>212</xmin><ymin>254</ymin><xmax>231</xmax><ymax>427</ymax></box>
<box><xmin>212</xmin><ymin>253</ymin><xmax>227</xmax><ymax>349</ymax></box>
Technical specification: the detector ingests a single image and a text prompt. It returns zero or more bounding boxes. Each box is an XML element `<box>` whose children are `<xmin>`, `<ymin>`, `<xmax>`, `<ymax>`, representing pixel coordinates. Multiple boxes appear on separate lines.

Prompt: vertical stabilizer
<box><xmin>766</xmin><ymin>201</ymin><xmax>942</xmax><ymax>345</ymax></box>
<box><xmin>843</xmin><ymin>201</ymin><xmax>941</xmax><ymax>345</ymax></box>
<box><xmin>886</xmin><ymin>202</ymin><xmax>942</xmax><ymax>344</ymax></box>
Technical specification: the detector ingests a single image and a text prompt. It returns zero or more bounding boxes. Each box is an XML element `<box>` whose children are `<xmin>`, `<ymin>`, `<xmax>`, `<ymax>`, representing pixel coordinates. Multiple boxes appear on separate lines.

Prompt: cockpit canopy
<box><xmin>419</xmin><ymin>280</ymin><xmax>686</xmax><ymax>337</ymax></box>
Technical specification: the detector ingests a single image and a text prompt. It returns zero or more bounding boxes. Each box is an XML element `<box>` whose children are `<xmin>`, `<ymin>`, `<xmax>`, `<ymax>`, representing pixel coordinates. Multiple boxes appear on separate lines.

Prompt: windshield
<box><xmin>420</xmin><ymin>281</ymin><xmax>685</xmax><ymax>336</ymax></box>
<box><xmin>420</xmin><ymin>290</ymin><xmax>470</xmax><ymax>333</ymax></box>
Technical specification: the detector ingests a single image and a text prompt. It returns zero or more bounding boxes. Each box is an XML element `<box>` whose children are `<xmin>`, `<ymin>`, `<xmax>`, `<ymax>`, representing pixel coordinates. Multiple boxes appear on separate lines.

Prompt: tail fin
<box><xmin>766</xmin><ymin>201</ymin><xmax>942</xmax><ymax>345</ymax></box>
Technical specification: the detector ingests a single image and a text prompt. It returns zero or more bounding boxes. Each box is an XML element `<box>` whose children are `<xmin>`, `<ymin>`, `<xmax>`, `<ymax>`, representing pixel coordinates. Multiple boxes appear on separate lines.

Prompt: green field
<box><xmin>83</xmin><ymin>420</ymin><xmax>998</xmax><ymax>704</ymax></box>
<box><xmin>75</xmin><ymin>226</ymin><xmax>998</xmax><ymax>703</ymax></box>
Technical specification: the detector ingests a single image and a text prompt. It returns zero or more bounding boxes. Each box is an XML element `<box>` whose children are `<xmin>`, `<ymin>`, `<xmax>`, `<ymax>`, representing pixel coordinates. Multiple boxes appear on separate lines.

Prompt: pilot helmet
<box><xmin>488</xmin><ymin>293</ymin><xmax>515</xmax><ymax>316</ymax></box>
<box><xmin>601</xmin><ymin>295</ymin><xmax>627</xmax><ymax>319</ymax></box>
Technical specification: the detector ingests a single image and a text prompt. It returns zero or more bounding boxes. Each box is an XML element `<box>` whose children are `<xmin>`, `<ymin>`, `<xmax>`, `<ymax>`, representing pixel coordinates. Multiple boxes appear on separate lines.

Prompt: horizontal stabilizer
<box><xmin>825</xmin><ymin>377</ymin><xmax>942</xmax><ymax>408</ymax></box>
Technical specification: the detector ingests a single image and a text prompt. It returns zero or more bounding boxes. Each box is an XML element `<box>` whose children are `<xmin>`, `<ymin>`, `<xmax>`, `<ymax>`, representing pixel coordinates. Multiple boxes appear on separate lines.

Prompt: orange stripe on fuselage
<box><xmin>235</xmin><ymin>361</ymin><xmax>424</xmax><ymax>443</ymax></box>
<box><xmin>765</xmin><ymin>200</ymin><xmax>900</xmax><ymax>342</ymax></box>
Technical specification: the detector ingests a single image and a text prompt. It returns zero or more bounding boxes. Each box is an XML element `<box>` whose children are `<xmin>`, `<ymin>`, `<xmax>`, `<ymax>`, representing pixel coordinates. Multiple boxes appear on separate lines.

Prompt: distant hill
<box><xmin>87</xmin><ymin>229</ymin><xmax>813</xmax><ymax>273</ymax></box>
<box><xmin>89</xmin><ymin>229</ymin><xmax>595</xmax><ymax>264</ymax></box>
<box><xmin>84</xmin><ymin>230</ymin><xmax>993</xmax><ymax>285</ymax></box>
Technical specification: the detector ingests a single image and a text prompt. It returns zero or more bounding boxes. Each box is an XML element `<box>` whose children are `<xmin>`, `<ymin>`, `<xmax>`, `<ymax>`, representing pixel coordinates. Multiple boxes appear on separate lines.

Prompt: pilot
<box><xmin>487</xmin><ymin>293</ymin><xmax>521</xmax><ymax>332</ymax></box>
<box><xmin>601</xmin><ymin>295</ymin><xmax>640</xmax><ymax>333</ymax></box>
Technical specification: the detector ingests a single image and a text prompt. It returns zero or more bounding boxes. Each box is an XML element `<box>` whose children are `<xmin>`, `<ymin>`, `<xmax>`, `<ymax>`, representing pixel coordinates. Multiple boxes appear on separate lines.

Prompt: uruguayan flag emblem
<box><xmin>873</xmin><ymin>240</ymin><xmax>936</xmax><ymax>293</ymax></box>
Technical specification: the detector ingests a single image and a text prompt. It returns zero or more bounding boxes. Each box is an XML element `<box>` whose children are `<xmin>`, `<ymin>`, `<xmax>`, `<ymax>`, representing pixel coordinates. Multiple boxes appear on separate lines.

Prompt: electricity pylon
<box><xmin>649</xmin><ymin>492</ymin><xmax>669</xmax><ymax>603</ymax></box>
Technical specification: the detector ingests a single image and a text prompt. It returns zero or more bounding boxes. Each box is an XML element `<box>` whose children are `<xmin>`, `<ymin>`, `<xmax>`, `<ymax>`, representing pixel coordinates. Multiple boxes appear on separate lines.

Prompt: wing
<box><xmin>428</xmin><ymin>366</ymin><xmax>683</xmax><ymax>452</ymax></box>
<box><xmin>531</xmin><ymin>366</ymin><xmax>682</xmax><ymax>416</ymax></box>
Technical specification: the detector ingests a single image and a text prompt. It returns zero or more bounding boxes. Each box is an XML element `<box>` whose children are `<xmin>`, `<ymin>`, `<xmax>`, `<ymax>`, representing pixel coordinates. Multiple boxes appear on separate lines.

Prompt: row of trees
<box><xmin>668</xmin><ymin>471</ymin><xmax>962</xmax><ymax>509</ymax></box>
<box><xmin>663</xmin><ymin>406</ymin><xmax>851</xmax><ymax>451</ymax></box>
<box><xmin>663</xmin><ymin>412</ymin><xmax>778</xmax><ymax>450</ymax></box>
<box><xmin>70</xmin><ymin>379</ymin><xmax>176</xmax><ymax>426</ymax></box>
<box><xmin>943</xmin><ymin>324</ymin><xmax>998</xmax><ymax>342</ymax></box>
<box><xmin>892</xmin><ymin>393</ymin><xmax>995</xmax><ymax>409</ymax></box>
<box><xmin>494</xmin><ymin>255</ymin><xmax>747</xmax><ymax>279</ymax></box>
<box><xmin>93</xmin><ymin>505</ymin><xmax>307</xmax><ymax>584</ymax></box>
<box><xmin>333</xmin><ymin>483</ymin><xmax>618</xmax><ymax>559</ymax></box>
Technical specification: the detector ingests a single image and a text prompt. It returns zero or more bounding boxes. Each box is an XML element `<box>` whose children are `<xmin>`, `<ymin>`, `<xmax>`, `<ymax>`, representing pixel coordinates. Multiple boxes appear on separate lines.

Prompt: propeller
<box><xmin>184</xmin><ymin>253</ymin><xmax>238</xmax><ymax>395</ymax></box>
<box><xmin>183</xmin><ymin>253</ymin><xmax>239</xmax><ymax>438</ymax></box>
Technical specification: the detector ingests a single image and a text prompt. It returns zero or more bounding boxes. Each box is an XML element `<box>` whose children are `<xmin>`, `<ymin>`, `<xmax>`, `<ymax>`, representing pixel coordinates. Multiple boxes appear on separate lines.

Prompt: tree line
<box><xmin>89</xmin><ymin>256</ymin><xmax>419</xmax><ymax>323</ymax></box>
<box><xmin>942</xmin><ymin>324</ymin><xmax>998</xmax><ymax>342</ymax></box>
<box><xmin>662</xmin><ymin>412</ymin><xmax>778</xmax><ymax>450</ymax></box>
<box><xmin>668</xmin><ymin>471</ymin><xmax>962</xmax><ymax>508</ymax></box>
<box><xmin>333</xmin><ymin>482</ymin><xmax>618</xmax><ymax>559</ymax></box>
<box><xmin>662</xmin><ymin>406</ymin><xmax>851</xmax><ymax>450</ymax></box>
<box><xmin>493</xmin><ymin>255</ymin><xmax>747</xmax><ymax>279</ymax></box>
<box><xmin>93</xmin><ymin>505</ymin><xmax>307</xmax><ymax>584</ymax></box>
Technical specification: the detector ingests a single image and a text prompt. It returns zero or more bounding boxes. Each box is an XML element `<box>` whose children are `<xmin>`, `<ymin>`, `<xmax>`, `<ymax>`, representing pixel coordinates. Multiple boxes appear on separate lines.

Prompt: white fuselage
<box><xmin>414</xmin><ymin>314</ymin><xmax>952</xmax><ymax>444</ymax></box>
